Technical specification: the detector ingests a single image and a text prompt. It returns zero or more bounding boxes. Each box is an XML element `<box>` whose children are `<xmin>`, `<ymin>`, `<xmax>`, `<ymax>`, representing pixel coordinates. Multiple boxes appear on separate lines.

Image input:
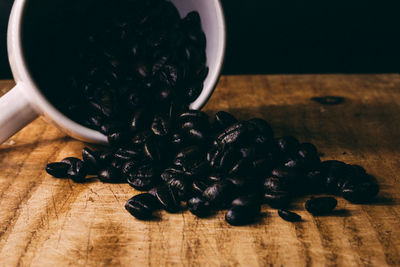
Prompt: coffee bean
<box><xmin>127</xmin><ymin>164</ymin><xmax>158</xmax><ymax>191</ymax></box>
<box><xmin>216</xmin><ymin>122</ymin><xmax>248</xmax><ymax>147</ymax></box>
<box><xmin>166</xmin><ymin>177</ymin><xmax>191</xmax><ymax>200</ymax></box>
<box><xmin>151</xmin><ymin>114</ymin><xmax>170</xmax><ymax>137</ymax></box>
<box><xmin>125</xmin><ymin>193</ymin><xmax>160</xmax><ymax>220</ymax></box>
<box><xmin>202</xmin><ymin>181</ymin><xmax>234</xmax><ymax>208</ymax></box>
<box><xmin>276</xmin><ymin>136</ymin><xmax>299</xmax><ymax>155</ymax></box>
<box><xmin>82</xmin><ymin>147</ymin><xmax>99</xmax><ymax>173</ymax></box>
<box><xmin>187</xmin><ymin>197</ymin><xmax>212</xmax><ymax>217</ymax></box>
<box><xmin>62</xmin><ymin>157</ymin><xmax>87</xmax><ymax>182</ymax></box>
<box><xmin>225</xmin><ymin>205</ymin><xmax>258</xmax><ymax>226</ymax></box>
<box><xmin>98</xmin><ymin>167</ymin><xmax>122</xmax><ymax>183</ymax></box>
<box><xmin>213</xmin><ymin>111</ymin><xmax>238</xmax><ymax>132</ymax></box>
<box><xmin>149</xmin><ymin>185</ymin><xmax>181</xmax><ymax>213</ymax></box>
<box><xmin>46</xmin><ymin>162</ymin><xmax>70</xmax><ymax>178</ymax></box>
<box><xmin>278</xmin><ymin>209</ymin><xmax>301</xmax><ymax>222</ymax></box>
<box><xmin>305</xmin><ymin>196</ymin><xmax>338</xmax><ymax>215</ymax></box>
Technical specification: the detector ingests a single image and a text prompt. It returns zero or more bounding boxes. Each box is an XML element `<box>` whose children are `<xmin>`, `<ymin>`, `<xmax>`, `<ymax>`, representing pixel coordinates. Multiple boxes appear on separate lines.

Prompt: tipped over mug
<box><xmin>1</xmin><ymin>0</ymin><xmax>226</xmax><ymax>144</ymax></box>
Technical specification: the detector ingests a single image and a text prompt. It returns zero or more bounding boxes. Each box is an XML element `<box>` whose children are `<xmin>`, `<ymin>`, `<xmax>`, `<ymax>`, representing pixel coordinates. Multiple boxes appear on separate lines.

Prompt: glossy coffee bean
<box><xmin>125</xmin><ymin>193</ymin><xmax>160</xmax><ymax>220</ymax></box>
<box><xmin>149</xmin><ymin>185</ymin><xmax>180</xmax><ymax>213</ymax></box>
<box><xmin>275</xmin><ymin>136</ymin><xmax>299</xmax><ymax>155</ymax></box>
<box><xmin>98</xmin><ymin>167</ymin><xmax>123</xmax><ymax>183</ymax></box>
<box><xmin>341</xmin><ymin>175</ymin><xmax>379</xmax><ymax>203</ymax></box>
<box><xmin>305</xmin><ymin>197</ymin><xmax>338</xmax><ymax>215</ymax></box>
<box><xmin>213</xmin><ymin>111</ymin><xmax>238</xmax><ymax>132</ymax></box>
<box><xmin>225</xmin><ymin>205</ymin><xmax>258</xmax><ymax>226</ymax></box>
<box><xmin>45</xmin><ymin>162</ymin><xmax>70</xmax><ymax>178</ymax></box>
<box><xmin>202</xmin><ymin>181</ymin><xmax>234</xmax><ymax>208</ymax></box>
<box><xmin>127</xmin><ymin>164</ymin><xmax>158</xmax><ymax>191</ymax></box>
<box><xmin>216</xmin><ymin>122</ymin><xmax>248</xmax><ymax>147</ymax></box>
<box><xmin>62</xmin><ymin>157</ymin><xmax>87</xmax><ymax>182</ymax></box>
<box><xmin>187</xmin><ymin>197</ymin><xmax>212</xmax><ymax>217</ymax></box>
<box><xmin>166</xmin><ymin>177</ymin><xmax>191</xmax><ymax>200</ymax></box>
<box><xmin>82</xmin><ymin>147</ymin><xmax>99</xmax><ymax>172</ymax></box>
<box><xmin>278</xmin><ymin>209</ymin><xmax>302</xmax><ymax>222</ymax></box>
<box><xmin>151</xmin><ymin>114</ymin><xmax>170</xmax><ymax>137</ymax></box>
<box><xmin>263</xmin><ymin>192</ymin><xmax>291</xmax><ymax>209</ymax></box>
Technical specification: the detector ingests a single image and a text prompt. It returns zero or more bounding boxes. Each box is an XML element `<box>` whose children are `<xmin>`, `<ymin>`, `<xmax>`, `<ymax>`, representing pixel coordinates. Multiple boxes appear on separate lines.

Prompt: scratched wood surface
<box><xmin>0</xmin><ymin>74</ymin><xmax>400</xmax><ymax>267</ymax></box>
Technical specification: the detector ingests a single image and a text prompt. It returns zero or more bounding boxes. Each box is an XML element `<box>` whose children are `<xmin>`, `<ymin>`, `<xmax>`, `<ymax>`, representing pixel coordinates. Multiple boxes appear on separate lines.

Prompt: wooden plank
<box><xmin>0</xmin><ymin>74</ymin><xmax>399</xmax><ymax>266</ymax></box>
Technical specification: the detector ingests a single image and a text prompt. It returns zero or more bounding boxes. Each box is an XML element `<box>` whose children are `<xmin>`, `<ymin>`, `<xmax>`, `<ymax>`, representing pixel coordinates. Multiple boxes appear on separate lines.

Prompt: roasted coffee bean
<box><xmin>82</xmin><ymin>147</ymin><xmax>99</xmax><ymax>173</ymax></box>
<box><xmin>175</xmin><ymin>145</ymin><xmax>204</xmax><ymax>163</ymax></box>
<box><xmin>305</xmin><ymin>197</ymin><xmax>338</xmax><ymax>215</ymax></box>
<box><xmin>132</xmin><ymin>131</ymin><xmax>153</xmax><ymax>146</ymax></box>
<box><xmin>187</xmin><ymin>197</ymin><xmax>212</xmax><ymax>217</ymax></box>
<box><xmin>121</xmin><ymin>160</ymin><xmax>136</xmax><ymax>177</ymax></box>
<box><xmin>161</xmin><ymin>166</ymin><xmax>186</xmax><ymax>182</ymax></box>
<box><xmin>216</xmin><ymin>122</ymin><xmax>248</xmax><ymax>147</ymax></box>
<box><xmin>263</xmin><ymin>192</ymin><xmax>291</xmax><ymax>209</ymax></box>
<box><xmin>320</xmin><ymin>160</ymin><xmax>349</xmax><ymax>193</ymax></box>
<box><xmin>130</xmin><ymin>109</ymin><xmax>151</xmax><ymax>133</ymax></box>
<box><xmin>192</xmin><ymin>178</ymin><xmax>212</xmax><ymax>196</ymax></box>
<box><xmin>276</xmin><ymin>136</ymin><xmax>299</xmax><ymax>155</ymax></box>
<box><xmin>225</xmin><ymin>205</ymin><xmax>258</xmax><ymax>226</ymax></box>
<box><xmin>213</xmin><ymin>111</ymin><xmax>238</xmax><ymax>132</ymax></box>
<box><xmin>278</xmin><ymin>209</ymin><xmax>301</xmax><ymax>222</ymax></box>
<box><xmin>341</xmin><ymin>175</ymin><xmax>379</xmax><ymax>203</ymax></box>
<box><xmin>298</xmin><ymin>143</ymin><xmax>318</xmax><ymax>159</ymax></box>
<box><xmin>46</xmin><ymin>162</ymin><xmax>70</xmax><ymax>178</ymax></box>
<box><xmin>98</xmin><ymin>167</ymin><xmax>123</xmax><ymax>183</ymax></box>
<box><xmin>96</xmin><ymin>150</ymin><xmax>112</xmax><ymax>163</ymax></box>
<box><xmin>202</xmin><ymin>181</ymin><xmax>234</xmax><ymax>208</ymax></box>
<box><xmin>108</xmin><ymin>131</ymin><xmax>131</xmax><ymax>148</ymax></box>
<box><xmin>149</xmin><ymin>185</ymin><xmax>180</xmax><ymax>213</ymax></box>
<box><xmin>231</xmin><ymin>196</ymin><xmax>261</xmax><ymax>214</ymax></box>
<box><xmin>62</xmin><ymin>157</ymin><xmax>87</xmax><ymax>182</ymax></box>
<box><xmin>151</xmin><ymin>114</ymin><xmax>170</xmax><ymax>137</ymax></box>
<box><xmin>125</xmin><ymin>193</ymin><xmax>160</xmax><ymax>220</ymax></box>
<box><xmin>247</xmin><ymin>118</ymin><xmax>274</xmax><ymax>140</ymax></box>
<box><xmin>127</xmin><ymin>164</ymin><xmax>158</xmax><ymax>191</ymax></box>
<box><xmin>166</xmin><ymin>177</ymin><xmax>191</xmax><ymax>200</ymax></box>
<box><xmin>143</xmin><ymin>137</ymin><xmax>162</xmax><ymax>162</ymax></box>
<box><xmin>114</xmin><ymin>148</ymin><xmax>142</xmax><ymax>162</ymax></box>
<box><xmin>170</xmin><ymin>133</ymin><xmax>186</xmax><ymax>149</ymax></box>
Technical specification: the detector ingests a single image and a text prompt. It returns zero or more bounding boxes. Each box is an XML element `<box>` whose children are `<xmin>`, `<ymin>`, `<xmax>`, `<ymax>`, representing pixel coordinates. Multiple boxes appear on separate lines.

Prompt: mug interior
<box><xmin>20</xmin><ymin>0</ymin><xmax>225</xmax><ymax>143</ymax></box>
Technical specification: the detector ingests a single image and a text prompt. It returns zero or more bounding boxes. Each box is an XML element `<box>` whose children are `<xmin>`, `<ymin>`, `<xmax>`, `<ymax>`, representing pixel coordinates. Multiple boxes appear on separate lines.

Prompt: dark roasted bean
<box><xmin>278</xmin><ymin>209</ymin><xmax>302</xmax><ymax>222</ymax></box>
<box><xmin>151</xmin><ymin>114</ymin><xmax>170</xmax><ymax>137</ymax></box>
<box><xmin>46</xmin><ymin>162</ymin><xmax>70</xmax><ymax>178</ymax></box>
<box><xmin>276</xmin><ymin>136</ymin><xmax>299</xmax><ymax>155</ymax></box>
<box><xmin>166</xmin><ymin>177</ymin><xmax>191</xmax><ymax>200</ymax></box>
<box><xmin>82</xmin><ymin>147</ymin><xmax>99</xmax><ymax>173</ymax></box>
<box><xmin>98</xmin><ymin>167</ymin><xmax>123</xmax><ymax>183</ymax></box>
<box><xmin>341</xmin><ymin>175</ymin><xmax>379</xmax><ymax>203</ymax></box>
<box><xmin>187</xmin><ymin>197</ymin><xmax>212</xmax><ymax>217</ymax></box>
<box><xmin>213</xmin><ymin>111</ymin><xmax>238</xmax><ymax>132</ymax></box>
<box><xmin>225</xmin><ymin>205</ymin><xmax>258</xmax><ymax>226</ymax></box>
<box><xmin>263</xmin><ymin>192</ymin><xmax>291</xmax><ymax>209</ymax></box>
<box><xmin>125</xmin><ymin>193</ymin><xmax>160</xmax><ymax>220</ymax></box>
<box><xmin>216</xmin><ymin>122</ymin><xmax>247</xmax><ymax>147</ymax></box>
<box><xmin>62</xmin><ymin>157</ymin><xmax>87</xmax><ymax>182</ymax></box>
<box><xmin>305</xmin><ymin>197</ymin><xmax>338</xmax><ymax>215</ymax></box>
<box><xmin>202</xmin><ymin>181</ymin><xmax>234</xmax><ymax>208</ymax></box>
<box><xmin>149</xmin><ymin>185</ymin><xmax>180</xmax><ymax>213</ymax></box>
<box><xmin>143</xmin><ymin>137</ymin><xmax>162</xmax><ymax>162</ymax></box>
<box><xmin>192</xmin><ymin>178</ymin><xmax>212</xmax><ymax>196</ymax></box>
<box><xmin>127</xmin><ymin>164</ymin><xmax>158</xmax><ymax>191</ymax></box>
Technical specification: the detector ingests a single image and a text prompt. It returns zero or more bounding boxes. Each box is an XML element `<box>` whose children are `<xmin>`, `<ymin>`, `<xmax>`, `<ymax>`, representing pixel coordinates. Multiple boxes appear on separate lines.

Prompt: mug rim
<box><xmin>7</xmin><ymin>0</ymin><xmax>226</xmax><ymax>144</ymax></box>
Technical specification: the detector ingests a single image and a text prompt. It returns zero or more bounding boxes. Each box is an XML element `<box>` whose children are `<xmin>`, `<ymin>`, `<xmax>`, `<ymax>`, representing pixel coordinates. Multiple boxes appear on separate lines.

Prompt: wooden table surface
<box><xmin>0</xmin><ymin>74</ymin><xmax>399</xmax><ymax>267</ymax></box>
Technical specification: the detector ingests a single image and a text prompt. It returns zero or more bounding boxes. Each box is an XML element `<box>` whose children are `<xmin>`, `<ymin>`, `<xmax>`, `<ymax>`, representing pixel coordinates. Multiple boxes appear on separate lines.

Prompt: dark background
<box><xmin>1</xmin><ymin>0</ymin><xmax>399</xmax><ymax>78</ymax></box>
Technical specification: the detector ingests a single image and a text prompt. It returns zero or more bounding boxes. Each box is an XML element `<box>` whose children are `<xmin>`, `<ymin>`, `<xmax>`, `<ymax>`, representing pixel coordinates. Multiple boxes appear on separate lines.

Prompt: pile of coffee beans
<box><xmin>45</xmin><ymin>0</ymin><xmax>379</xmax><ymax>226</ymax></box>
<box><xmin>46</xmin><ymin>109</ymin><xmax>379</xmax><ymax>226</ymax></box>
<box><xmin>63</xmin><ymin>0</ymin><xmax>208</xmax><ymax>134</ymax></box>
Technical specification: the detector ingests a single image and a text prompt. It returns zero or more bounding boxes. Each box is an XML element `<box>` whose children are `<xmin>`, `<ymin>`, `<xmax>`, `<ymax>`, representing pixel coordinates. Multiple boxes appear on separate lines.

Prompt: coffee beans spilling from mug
<box><xmin>46</xmin><ymin>110</ymin><xmax>379</xmax><ymax>226</ymax></box>
<box><xmin>63</xmin><ymin>0</ymin><xmax>208</xmax><ymax>134</ymax></box>
<box><xmin>45</xmin><ymin>0</ymin><xmax>379</xmax><ymax>225</ymax></box>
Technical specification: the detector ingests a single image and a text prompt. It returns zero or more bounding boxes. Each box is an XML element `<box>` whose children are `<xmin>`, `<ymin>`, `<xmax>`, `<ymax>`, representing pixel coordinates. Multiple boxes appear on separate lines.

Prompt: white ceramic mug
<box><xmin>2</xmin><ymin>0</ymin><xmax>226</xmax><ymax>144</ymax></box>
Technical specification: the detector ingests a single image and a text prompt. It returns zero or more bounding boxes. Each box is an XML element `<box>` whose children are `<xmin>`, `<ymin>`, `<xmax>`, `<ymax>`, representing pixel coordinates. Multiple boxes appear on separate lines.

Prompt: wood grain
<box><xmin>0</xmin><ymin>74</ymin><xmax>399</xmax><ymax>267</ymax></box>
